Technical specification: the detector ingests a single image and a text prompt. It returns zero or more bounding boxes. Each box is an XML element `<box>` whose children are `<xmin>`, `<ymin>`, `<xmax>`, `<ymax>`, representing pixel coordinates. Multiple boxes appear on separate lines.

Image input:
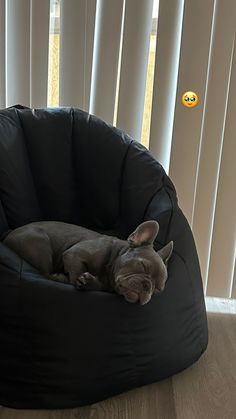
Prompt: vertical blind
<box><xmin>0</xmin><ymin>0</ymin><xmax>236</xmax><ymax>299</ymax></box>
<box><xmin>60</xmin><ymin>0</ymin><xmax>96</xmax><ymax>110</ymax></box>
<box><xmin>0</xmin><ymin>0</ymin><xmax>5</xmax><ymax>109</ymax></box>
<box><xmin>6</xmin><ymin>0</ymin><xmax>31</xmax><ymax>106</ymax></box>
<box><xmin>90</xmin><ymin>0</ymin><xmax>123</xmax><ymax>123</ymax></box>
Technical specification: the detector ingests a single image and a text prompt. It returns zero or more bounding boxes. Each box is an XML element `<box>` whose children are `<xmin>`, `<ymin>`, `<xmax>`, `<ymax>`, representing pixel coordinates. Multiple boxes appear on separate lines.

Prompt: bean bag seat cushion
<box><xmin>0</xmin><ymin>106</ymin><xmax>208</xmax><ymax>409</ymax></box>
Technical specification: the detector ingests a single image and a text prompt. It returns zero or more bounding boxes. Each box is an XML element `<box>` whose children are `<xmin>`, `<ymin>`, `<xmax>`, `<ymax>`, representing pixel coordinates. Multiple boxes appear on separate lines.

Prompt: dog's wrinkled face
<box><xmin>114</xmin><ymin>221</ymin><xmax>173</xmax><ymax>305</ymax></box>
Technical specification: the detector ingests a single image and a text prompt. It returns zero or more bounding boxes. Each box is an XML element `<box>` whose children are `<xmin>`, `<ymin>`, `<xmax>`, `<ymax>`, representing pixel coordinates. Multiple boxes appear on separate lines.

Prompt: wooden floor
<box><xmin>1</xmin><ymin>297</ymin><xmax>236</xmax><ymax>419</ymax></box>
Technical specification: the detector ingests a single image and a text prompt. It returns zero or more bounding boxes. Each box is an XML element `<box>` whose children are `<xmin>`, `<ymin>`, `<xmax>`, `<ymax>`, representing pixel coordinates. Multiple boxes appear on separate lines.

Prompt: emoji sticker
<box><xmin>182</xmin><ymin>91</ymin><xmax>198</xmax><ymax>108</ymax></box>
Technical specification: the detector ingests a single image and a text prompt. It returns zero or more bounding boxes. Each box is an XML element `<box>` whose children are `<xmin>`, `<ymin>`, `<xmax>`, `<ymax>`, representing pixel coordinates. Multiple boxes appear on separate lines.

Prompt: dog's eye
<box><xmin>142</xmin><ymin>280</ymin><xmax>150</xmax><ymax>291</ymax></box>
<box><xmin>141</xmin><ymin>261</ymin><xmax>148</xmax><ymax>273</ymax></box>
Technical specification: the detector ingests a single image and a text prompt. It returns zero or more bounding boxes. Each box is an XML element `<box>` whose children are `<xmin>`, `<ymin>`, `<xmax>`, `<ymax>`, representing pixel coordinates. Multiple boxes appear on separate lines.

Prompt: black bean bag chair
<box><xmin>0</xmin><ymin>106</ymin><xmax>208</xmax><ymax>409</ymax></box>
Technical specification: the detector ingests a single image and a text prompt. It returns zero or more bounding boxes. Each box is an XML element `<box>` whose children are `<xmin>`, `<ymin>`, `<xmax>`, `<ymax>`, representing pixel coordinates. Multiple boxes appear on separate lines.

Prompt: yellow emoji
<box><xmin>182</xmin><ymin>91</ymin><xmax>198</xmax><ymax>108</ymax></box>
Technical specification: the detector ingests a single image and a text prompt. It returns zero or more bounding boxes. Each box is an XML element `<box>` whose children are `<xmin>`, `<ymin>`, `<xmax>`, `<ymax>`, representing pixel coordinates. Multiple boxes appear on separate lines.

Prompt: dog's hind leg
<box><xmin>47</xmin><ymin>273</ymin><xmax>70</xmax><ymax>284</ymax></box>
<box><xmin>4</xmin><ymin>227</ymin><xmax>53</xmax><ymax>276</ymax></box>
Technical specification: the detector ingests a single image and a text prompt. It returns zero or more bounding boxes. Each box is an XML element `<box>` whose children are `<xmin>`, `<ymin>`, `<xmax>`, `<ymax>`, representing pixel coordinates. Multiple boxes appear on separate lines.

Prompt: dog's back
<box><xmin>3</xmin><ymin>221</ymin><xmax>103</xmax><ymax>274</ymax></box>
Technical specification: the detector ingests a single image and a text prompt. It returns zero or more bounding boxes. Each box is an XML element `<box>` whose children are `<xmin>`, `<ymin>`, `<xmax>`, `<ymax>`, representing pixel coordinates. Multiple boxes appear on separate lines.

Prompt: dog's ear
<box><xmin>128</xmin><ymin>220</ymin><xmax>159</xmax><ymax>247</ymax></box>
<box><xmin>158</xmin><ymin>241</ymin><xmax>173</xmax><ymax>265</ymax></box>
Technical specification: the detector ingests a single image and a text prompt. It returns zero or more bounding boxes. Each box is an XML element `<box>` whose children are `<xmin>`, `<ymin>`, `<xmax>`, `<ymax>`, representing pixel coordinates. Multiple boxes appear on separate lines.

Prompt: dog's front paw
<box><xmin>75</xmin><ymin>272</ymin><xmax>97</xmax><ymax>290</ymax></box>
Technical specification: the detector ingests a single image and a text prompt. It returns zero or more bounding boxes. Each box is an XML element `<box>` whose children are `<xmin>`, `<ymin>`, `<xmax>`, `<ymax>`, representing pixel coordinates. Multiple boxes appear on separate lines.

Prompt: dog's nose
<box><xmin>141</xmin><ymin>279</ymin><xmax>151</xmax><ymax>292</ymax></box>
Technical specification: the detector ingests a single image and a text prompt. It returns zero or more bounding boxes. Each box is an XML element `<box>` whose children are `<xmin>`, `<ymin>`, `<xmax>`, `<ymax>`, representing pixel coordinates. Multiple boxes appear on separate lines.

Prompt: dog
<box><xmin>2</xmin><ymin>220</ymin><xmax>173</xmax><ymax>305</ymax></box>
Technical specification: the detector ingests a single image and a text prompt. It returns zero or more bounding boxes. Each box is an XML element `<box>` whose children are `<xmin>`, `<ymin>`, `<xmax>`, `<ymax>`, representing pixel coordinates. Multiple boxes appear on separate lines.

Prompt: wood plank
<box><xmin>0</xmin><ymin>378</ymin><xmax>176</xmax><ymax>419</ymax></box>
<box><xmin>173</xmin><ymin>312</ymin><xmax>236</xmax><ymax>419</ymax></box>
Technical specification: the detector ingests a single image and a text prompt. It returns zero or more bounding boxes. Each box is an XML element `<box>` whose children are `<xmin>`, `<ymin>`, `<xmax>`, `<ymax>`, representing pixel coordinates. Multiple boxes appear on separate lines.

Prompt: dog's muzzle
<box><xmin>115</xmin><ymin>275</ymin><xmax>153</xmax><ymax>305</ymax></box>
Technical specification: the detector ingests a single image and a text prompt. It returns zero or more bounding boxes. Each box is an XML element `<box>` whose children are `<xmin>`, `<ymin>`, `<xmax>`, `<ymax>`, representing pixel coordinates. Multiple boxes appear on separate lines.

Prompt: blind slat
<box><xmin>192</xmin><ymin>0</ymin><xmax>236</xmax><ymax>292</ymax></box>
<box><xmin>89</xmin><ymin>0</ymin><xmax>123</xmax><ymax>123</ymax></box>
<box><xmin>168</xmin><ymin>0</ymin><xmax>215</xmax><ymax>222</ymax></box>
<box><xmin>206</xmin><ymin>35</ymin><xmax>236</xmax><ymax>298</ymax></box>
<box><xmin>0</xmin><ymin>0</ymin><xmax>5</xmax><ymax>108</ymax></box>
<box><xmin>85</xmin><ymin>0</ymin><xmax>97</xmax><ymax>112</ymax></box>
<box><xmin>116</xmin><ymin>0</ymin><xmax>153</xmax><ymax>141</ymax></box>
<box><xmin>6</xmin><ymin>0</ymin><xmax>31</xmax><ymax>107</ymax></box>
<box><xmin>31</xmin><ymin>0</ymin><xmax>50</xmax><ymax>108</ymax></box>
<box><xmin>60</xmin><ymin>0</ymin><xmax>96</xmax><ymax>110</ymax></box>
<box><xmin>149</xmin><ymin>0</ymin><xmax>184</xmax><ymax>172</ymax></box>
<box><xmin>231</xmin><ymin>260</ymin><xmax>236</xmax><ymax>299</ymax></box>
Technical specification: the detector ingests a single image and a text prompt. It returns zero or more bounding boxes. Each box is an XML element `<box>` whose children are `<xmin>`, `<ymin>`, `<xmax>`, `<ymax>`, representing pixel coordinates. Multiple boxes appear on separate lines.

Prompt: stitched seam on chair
<box><xmin>162</xmin><ymin>171</ymin><xmax>179</xmax><ymax>245</ymax></box>
<box><xmin>174</xmin><ymin>247</ymin><xmax>207</xmax><ymax>352</ymax></box>
<box><xmin>143</xmin><ymin>183</ymin><xmax>165</xmax><ymax>218</ymax></box>
<box><xmin>164</xmin><ymin>192</ymin><xmax>208</xmax><ymax>352</ymax></box>
<box><xmin>71</xmin><ymin>108</ymin><xmax>81</xmax><ymax>222</ymax></box>
<box><xmin>19</xmin><ymin>257</ymin><xmax>23</xmax><ymax>281</ymax></box>
<box><xmin>143</xmin><ymin>184</ymin><xmax>174</xmax><ymax>248</ymax></box>
<box><xmin>118</xmin><ymin>139</ymin><xmax>133</xmax><ymax>228</ymax></box>
<box><xmin>163</xmin><ymin>178</ymin><xmax>208</xmax><ymax>351</ymax></box>
<box><xmin>184</xmin><ymin>253</ymin><xmax>207</xmax><ymax>352</ymax></box>
<box><xmin>16</xmin><ymin>109</ymin><xmax>43</xmax><ymax>219</ymax></box>
<box><xmin>162</xmin><ymin>187</ymin><xmax>174</xmax><ymax>244</ymax></box>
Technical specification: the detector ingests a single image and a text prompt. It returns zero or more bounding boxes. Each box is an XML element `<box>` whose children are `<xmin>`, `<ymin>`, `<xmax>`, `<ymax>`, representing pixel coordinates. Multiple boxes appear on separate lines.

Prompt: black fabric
<box><xmin>0</xmin><ymin>109</ymin><xmax>42</xmax><ymax>227</ymax></box>
<box><xmin>0</xmin><ymin>200</ymin><xmax>8</xmax><ymax>238</ymax></box>
<box><xmin>0</xmin><ymin>106</ymin><xmax>208</xmax><ymax>408</ymax></box>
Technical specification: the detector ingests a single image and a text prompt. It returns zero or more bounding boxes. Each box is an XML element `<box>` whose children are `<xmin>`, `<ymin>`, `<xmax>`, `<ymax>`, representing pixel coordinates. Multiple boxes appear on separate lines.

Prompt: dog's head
<box><xmin>114</xmin><ymin>220</ymin><xmax>173</xmax><ymax>305</ymax></box>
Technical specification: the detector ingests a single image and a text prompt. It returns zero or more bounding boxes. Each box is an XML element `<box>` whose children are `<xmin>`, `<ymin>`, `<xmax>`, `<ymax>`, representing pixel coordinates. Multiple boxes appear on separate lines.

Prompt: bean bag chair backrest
<box><xmin>0</xmin><ymin>107</ymin><xmax>176</xmax><ymax>243</ymax></box>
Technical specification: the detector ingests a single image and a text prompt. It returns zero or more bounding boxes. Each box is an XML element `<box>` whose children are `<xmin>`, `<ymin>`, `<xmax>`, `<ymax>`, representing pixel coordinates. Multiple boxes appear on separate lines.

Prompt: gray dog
<box><xmin>3</xmin><ymin>220</ymin><xmax>173</xmax><ymax>305</ymax></box>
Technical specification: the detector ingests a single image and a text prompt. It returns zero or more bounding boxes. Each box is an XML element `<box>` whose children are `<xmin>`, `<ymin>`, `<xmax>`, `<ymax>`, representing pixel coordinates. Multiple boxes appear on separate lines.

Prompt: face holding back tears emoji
<box><xmin>182</xmin><ymin>91</ymin><xmax>198</xmax><ymax>108</ymax></box>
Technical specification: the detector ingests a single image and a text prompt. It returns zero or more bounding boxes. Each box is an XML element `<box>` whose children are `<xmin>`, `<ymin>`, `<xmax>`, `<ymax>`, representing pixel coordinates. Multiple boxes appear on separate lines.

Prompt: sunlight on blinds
<box><xmin>31</xmin><ymin>0</ymin><xmax>50</xmax><ymax>108</ymax></box>
<box><xmin>47</xmin><ymin>0</ymin><xmax>60</xmax><ymax>107</ymax></box>
<box><xmin>0</xmin><ymin>0</ymin><xmax>5</xmax><ymax>108</ymax></box>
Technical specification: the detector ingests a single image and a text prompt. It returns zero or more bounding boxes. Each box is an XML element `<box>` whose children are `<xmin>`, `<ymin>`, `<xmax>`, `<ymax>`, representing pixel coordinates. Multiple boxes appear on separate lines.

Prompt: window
<box><xmin>48</xmin><ymin>0</ymin><xmax>60</xmax><ymax>107</ymax></box>
<box><xmin>47</xmin><ymin>0</ymin><xmax>159</xmax><ymax>150</ymax></box>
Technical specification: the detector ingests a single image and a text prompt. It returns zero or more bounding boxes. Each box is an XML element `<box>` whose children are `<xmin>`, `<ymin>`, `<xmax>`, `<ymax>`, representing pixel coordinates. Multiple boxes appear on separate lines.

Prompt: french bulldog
<box><xmin>3</xmin><ymin>220</ymin><xmax>173</xmax><ymax>305</ymax></box>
